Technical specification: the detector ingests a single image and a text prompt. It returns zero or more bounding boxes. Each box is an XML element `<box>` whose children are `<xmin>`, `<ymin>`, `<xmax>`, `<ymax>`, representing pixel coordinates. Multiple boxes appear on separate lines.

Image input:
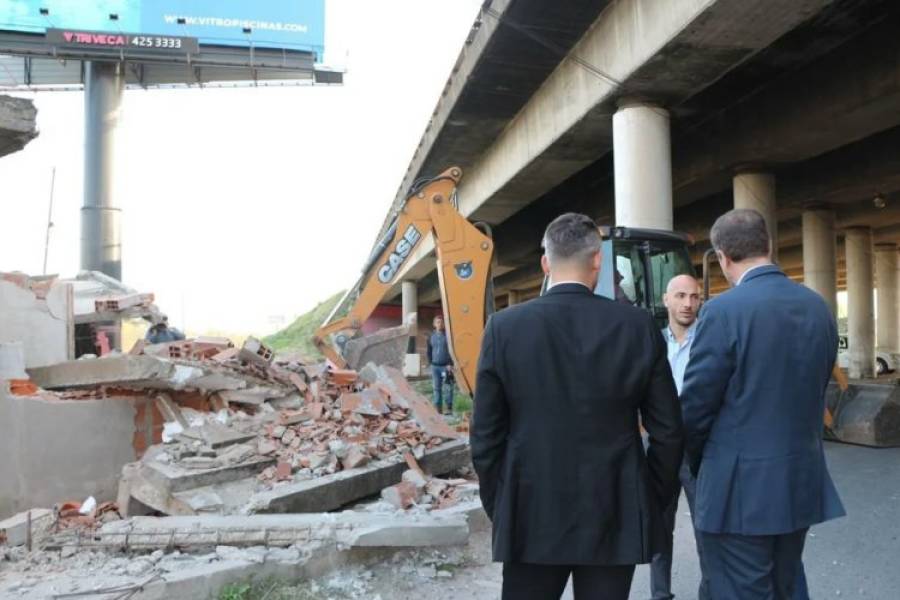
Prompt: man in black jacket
<box><xmin>426</xmin><ymin>316</ymin><xmax>454</xmax><ymax>414</ymax></box>
<box><xmin>471</xmin><ymin>212</ymin><xmax>684</xmax><ymax>600</ymax></box>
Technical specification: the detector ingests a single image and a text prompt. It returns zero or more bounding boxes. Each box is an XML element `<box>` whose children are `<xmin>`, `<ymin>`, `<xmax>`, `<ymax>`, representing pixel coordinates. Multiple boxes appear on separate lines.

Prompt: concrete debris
<box><xmin>0</xmin><ymin>508</ymin><xmax>54</xmax><ymax>547</ymax></box>
<box><xmin>0</xmin><ymin>498</ymin><xmax>488</xmax><ymax>599</ymax></box>
<box><xmin>247</xmin><ymin>439</ymin><xmax>471</xmax><ymax>514</ymax></box>
<box><xmin>402</xmin><ymin>468</ymin><xmax>429</xmax><ymax>491</ymax></box>
<box><xmin>2</xmin><ymin>326</ymin><xmax>479</xmax><ymax>599</ymax></box>
<box><xmin>239</xmin><ymin>336</ymin><xmax>275</xmax><ymax>366</ymax></box>
<box><xmin>13</xmin><ymin>352</ymin><xmax>460</xmax><ymax>524</ymax></box>
<box><xmin>382</xmin><ymin>481</ymin><xmax>419</xmax><ymax>510</ymax></box>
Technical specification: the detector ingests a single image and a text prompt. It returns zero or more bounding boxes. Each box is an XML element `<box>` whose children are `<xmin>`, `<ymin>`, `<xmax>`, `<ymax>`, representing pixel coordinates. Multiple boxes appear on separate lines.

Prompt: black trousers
<box><xmin>502</xmin><ymin>562</ymin><xmax>636</xmax><ymax>600</ymax></box>
<box><xmin>700</xmin><ymin>528</ymin><xmax>808</xmax><ymax>600</ymax></box>
<box><xmin>650</xmin><ymin>460</ymin><xmax>713</xmax><ymax>600</ymax></box>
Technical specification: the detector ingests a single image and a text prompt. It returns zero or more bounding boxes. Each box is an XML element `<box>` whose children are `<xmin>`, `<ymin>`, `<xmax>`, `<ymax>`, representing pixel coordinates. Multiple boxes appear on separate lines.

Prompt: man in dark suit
<box><xmin>471</xmin><ymin>212</ymin><xmax>684</xmax><ymax>600</ymax></box>
<box><xmin>680</xmin><ymin>209</ymin><xmax>845</xmax><ymax>600</ymax></box>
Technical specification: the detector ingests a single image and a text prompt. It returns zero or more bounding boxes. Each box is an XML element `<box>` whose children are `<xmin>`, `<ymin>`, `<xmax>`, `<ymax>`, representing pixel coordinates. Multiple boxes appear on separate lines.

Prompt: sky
<box><xmin>0</xmin><ymin>0</ymin><xmax>483</xmax><ymax>335</ymax></box>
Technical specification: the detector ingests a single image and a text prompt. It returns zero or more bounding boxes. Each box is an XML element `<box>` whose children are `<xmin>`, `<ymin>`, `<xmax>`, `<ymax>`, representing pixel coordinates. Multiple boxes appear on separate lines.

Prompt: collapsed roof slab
<box><xmin>0</xmin><ymin>95</ymin><xmax>37</xmax><ymax>158</ymax></box>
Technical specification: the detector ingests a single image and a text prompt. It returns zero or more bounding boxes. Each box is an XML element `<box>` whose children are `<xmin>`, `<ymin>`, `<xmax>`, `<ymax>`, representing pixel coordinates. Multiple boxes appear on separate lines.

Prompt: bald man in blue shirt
<box><xmin>649</xmin><ymin>274</ymin><xmax>710</xmax><ymax>600</ymax></box>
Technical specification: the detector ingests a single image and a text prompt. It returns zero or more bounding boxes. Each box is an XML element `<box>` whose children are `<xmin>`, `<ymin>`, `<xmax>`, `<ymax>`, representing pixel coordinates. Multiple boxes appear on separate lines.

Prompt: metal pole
<box><xmin>42</xmin><ymin>166</ymin><xmax>56</xmax><ymax>275</ymax></box>
<box><xmin>81</xmin><ymin>61</ymin><xmax>124</xmax><ymax>280</ymax></box>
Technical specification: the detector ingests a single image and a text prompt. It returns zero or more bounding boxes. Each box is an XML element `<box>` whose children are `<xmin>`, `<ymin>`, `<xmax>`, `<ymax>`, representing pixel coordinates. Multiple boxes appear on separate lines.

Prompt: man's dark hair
<box><xmin>710</xmin><ymin>209</ymin><xmax>770</xmax><ymax>262</ymax></box>
<box><xmin>542</xmin><ymin>212</ymin><xmax>601</xmax><ymax>265</ymax></box>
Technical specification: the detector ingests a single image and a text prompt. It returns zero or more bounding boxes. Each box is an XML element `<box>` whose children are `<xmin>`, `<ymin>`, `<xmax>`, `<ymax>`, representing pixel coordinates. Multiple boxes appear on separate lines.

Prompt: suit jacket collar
<box><xmin>739</xmin><ymin>263</ymin><xmax>784</xmax><ymax>285</ymax></box>
<box><xmin>545</xmin><ymin>282</ymin><xmax>593</xmax><ymax>296</ymax></box>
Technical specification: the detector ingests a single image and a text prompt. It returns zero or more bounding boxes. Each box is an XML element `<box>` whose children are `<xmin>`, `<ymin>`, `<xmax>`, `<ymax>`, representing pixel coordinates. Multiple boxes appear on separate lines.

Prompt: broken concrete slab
<box><xmin>118</xmin><ymin>449</ymin><xmax>277</xmax><ymax>517</ymax></box>
<box><xmin>345</xmin><ymin>516</ymin><xmax>469</xmax><ymax>547</ymax></box>
<box><xmin>247</xmin><ymin>439</ymin><xmax>470</xmax><ymax>514</ymax></box>
<box><xmin>28</xmin><ymin>355</ymin><xmax>174</xmax><ymax>389</ymax></box>
<box><xmin>73</xmin><ymin>512</ymin><xmax>469</xmax><ymax>551</ymax></box>
<box><xmin>0</xmin><ymin>508</ymin><xmax>54</xmax><ymax>546</ymax></box>
<box><xmin>176</xmin><ymin>423</ymin><xmax>256</xmax><ymax>449</ymax></box>
<box><xmin>27</xmin><ymin>355</ymin><xmax>247</xmax><ymax>392</ymax></box>
<box><xmin>218</xmin><ymin>387</ymin><xmax>284</xmax><ymax>405</ymax></box>
<box><xmin>433</xmin><ymin>499</ymin><xmax>491</xmax><ymax>534</ymax></box>
<box><xmin>140</xmin><ymin>453</ymin><xmax>276</xmax><ymax>494</ymax></box>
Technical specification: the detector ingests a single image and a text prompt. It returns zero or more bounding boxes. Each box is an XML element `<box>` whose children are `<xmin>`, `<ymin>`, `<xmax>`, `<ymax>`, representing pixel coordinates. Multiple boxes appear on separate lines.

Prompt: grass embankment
<box><xmin>263</xmin><ymin>291</ymin><xmax>345</xmax><ymax>360</ymax></box>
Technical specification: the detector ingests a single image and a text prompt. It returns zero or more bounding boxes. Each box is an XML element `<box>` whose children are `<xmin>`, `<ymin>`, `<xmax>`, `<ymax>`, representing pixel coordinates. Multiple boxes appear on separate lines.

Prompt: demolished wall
<box><xmin>0</xmin><ymin>383</ymin><xmax>139</xmax><ymax>519</ymax></box>
<box><xmin>0</xmin><ymin>273</ymin><xmax>73</xmax><ymax>369</ymax></box>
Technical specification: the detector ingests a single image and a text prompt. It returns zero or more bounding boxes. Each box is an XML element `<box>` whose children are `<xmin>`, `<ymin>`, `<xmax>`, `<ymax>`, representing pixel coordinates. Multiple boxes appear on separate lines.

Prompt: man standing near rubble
<box><xmin>427</xmin><ymin>315</ymin><xmax>455</xmax><ymax>415</ymax></box>
<box><xmin>471</xmin><ymin>212</ymin><xmax>684</xmax><ymax>600</ymax></box>
<box><xmin>680</xmin><ymin>209</ymin><xmax>844</xmax><ymax>599</ymax></box>
<box><xmin>649</xmin><ymin>273</ymin><xmax>711</xmax><ymax>600</ymax></box>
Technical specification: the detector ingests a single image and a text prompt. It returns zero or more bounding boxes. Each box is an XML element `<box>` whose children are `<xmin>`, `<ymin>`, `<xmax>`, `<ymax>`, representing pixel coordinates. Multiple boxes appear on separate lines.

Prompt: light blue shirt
<box><xmin>663</xmin><ymin>322</ymin><xmax>697</xmax><ymax>394</ymax></box>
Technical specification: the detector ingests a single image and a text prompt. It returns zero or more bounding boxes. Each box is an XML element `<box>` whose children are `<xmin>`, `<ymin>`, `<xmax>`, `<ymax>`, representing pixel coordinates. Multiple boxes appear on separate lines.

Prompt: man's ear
<box><xmin>716</xmin><ymin>250</ymin><xmax>730</xmax><ymax>271</ymax></box>
<box><xmin>592</xmin><ymin>249</ymin><xmax>602</xmax><ymax>272</ymax></box>
<box><xmin>541</xmin><ymin>254</ymin><xmax>551</xmax><ymax>275</ymax></box>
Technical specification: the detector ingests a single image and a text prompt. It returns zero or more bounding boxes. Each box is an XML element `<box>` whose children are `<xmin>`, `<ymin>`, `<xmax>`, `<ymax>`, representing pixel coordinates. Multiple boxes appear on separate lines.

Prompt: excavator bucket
<box><xmin>824</xmin><ymin>380</ymin><xmax>900</xmax><ymax>447</ymax></box>
<box><xmin>341</xmin><ymin>324</ymin><xmax>412</xmax><ymax>372</ymax></box>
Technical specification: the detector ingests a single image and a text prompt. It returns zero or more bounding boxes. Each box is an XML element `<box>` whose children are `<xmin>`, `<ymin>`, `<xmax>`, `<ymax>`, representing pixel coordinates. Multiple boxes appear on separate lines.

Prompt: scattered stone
<box><xmin>276</xmin><ymin>461</ymin><xmax>293</xmax><ymax>481</ymax></box>
<box><xmin>329</xmin><ymin>440</ymin><xmax>349</xmax><ymax>458</ymax></box>
<box><xmin>402</xmin><ymin>469</ymin><xmax>428</xmax><ymax>491</ymax></box>
<box><xmin>257</xmin><ymin>439</ymin><xmax>278</xmax><ymax>455</ymax></box>
<box><xmin>308</xmin><ymin>452</ymin><xmax>331</xmax><ymax>470</ymax></box>
<box><xmin>342</xmin><ymin>445</ymin><xmax>370</xmax><ymax>470</ymax></box>
<box><xmin>381</xmin><ymin>481</ymin><xmax>420</xmax><ymax>510</ymax></box>
<box><xmin>425</xmin><ymin>479</ymin><xmax>449</xmax><ymax>498</ymax></box>
<box><xmin>281</xmin><ymin>428</ymin><xmax>296</xmax><ymax>446</ymax></box>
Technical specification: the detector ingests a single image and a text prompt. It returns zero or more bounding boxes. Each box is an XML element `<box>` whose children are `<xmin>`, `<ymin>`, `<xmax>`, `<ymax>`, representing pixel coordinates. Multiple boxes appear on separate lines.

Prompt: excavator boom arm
<box><xmin>313</xmin><ymin>167</ymin><xmax>494</xmax><ymax>396</ymax></box>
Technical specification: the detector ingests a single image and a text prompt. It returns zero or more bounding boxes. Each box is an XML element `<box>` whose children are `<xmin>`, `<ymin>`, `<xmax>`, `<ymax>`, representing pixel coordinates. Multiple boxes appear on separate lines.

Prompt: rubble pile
<box><xmin>2</xmin><ymin>333</ymin><xmax>484</xmax><ymax>599</ymax></box>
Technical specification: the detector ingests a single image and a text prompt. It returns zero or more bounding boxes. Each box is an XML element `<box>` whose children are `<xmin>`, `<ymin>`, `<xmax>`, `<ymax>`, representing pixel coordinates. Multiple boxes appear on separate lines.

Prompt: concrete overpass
<box><xmin>378</xmin><ymin>0</ymin><xmax>900</xmax><ymax>379</ymax></box>
<box><xmin>0</xmin><ymin>95</ymin><xmax>36</xmax><ymax>158</ymax></box>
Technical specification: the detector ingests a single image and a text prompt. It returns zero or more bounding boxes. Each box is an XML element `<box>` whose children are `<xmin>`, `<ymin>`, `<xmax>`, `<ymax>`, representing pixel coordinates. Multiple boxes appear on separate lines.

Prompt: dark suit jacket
<box><xmin>471</xmin><ymin>283</ymin><xmax>684</xmax><ymax>565</ymax></box>
<box><xmin>680</xmin><ymin>265</ymin><xmax>845</xmax><ymax>536</ymax></box>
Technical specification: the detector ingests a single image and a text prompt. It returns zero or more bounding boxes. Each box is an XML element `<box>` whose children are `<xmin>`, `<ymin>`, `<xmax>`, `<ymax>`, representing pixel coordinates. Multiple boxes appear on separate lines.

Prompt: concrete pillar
<box><xmin>802</xmin><ymin>207</ymin><xmax>837</xmax><ymax>316</ymax></box>
<box><xmin>613</xmin><ymin>102</ymin><xmax>672</xmax><ymax>230</ymax></box>
<box><xmin>875</xmin><ymin>243</ymin><xmax>898</xmax><ymax>352</ymax></box>
<box><xmin>507</xmin><ymin>290</ymin><xmax>521</xmax><ymax>306</ymax></box>
<box><xmin>733</xmin><ymin>171</ymin><xmax>777</xmax><ymax>261</ymax></box>
<box><xmin>82</xmin><ymin>61</ymin><xmax>124</xmax><ymax>280</ymax></box>
<box><xmin>401</xmin><ymin>281</ymin><xmax>418</xmax><ymax>335</ymax></box>
<box><xmin>400</xmin><ymin>281</ymin><xmax>420</xmax><ymax>377</ymax></box>
<box><xmin>845</xmin><ymin>227</ymin><xmax>875</xmax><ymax>379</ymax></box>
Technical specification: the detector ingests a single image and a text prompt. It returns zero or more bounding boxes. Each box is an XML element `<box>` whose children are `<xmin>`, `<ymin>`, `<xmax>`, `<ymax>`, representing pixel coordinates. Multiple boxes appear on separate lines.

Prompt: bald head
<box><xmin>664</xmin><ymin>274</ymin><xmax>701</xmax><ymax>329</ymax></box>
<box><xmin>666</xmin><ymin>274</ymin><xmax>699</xmax><ymax>295</ymax></box>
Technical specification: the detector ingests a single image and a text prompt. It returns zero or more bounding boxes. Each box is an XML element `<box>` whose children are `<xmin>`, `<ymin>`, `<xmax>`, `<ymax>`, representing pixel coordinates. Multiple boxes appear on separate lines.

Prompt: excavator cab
<box><xmin>595</xmin><ymin>227</ymin><xmax>696</xmax><ymax>329</ymax></box>
<box><xmin>542</xmin><ymin>227</ymin><xmax>696</xmax><ymax>329</ymax></box>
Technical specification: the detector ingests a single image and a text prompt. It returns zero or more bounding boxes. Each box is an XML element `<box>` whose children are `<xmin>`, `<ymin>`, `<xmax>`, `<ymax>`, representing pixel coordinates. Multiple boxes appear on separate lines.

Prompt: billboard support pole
<box><xmin>81</xmin><ymin>60</ymin><xmax>124</xmax><ymax>280</ymax></box>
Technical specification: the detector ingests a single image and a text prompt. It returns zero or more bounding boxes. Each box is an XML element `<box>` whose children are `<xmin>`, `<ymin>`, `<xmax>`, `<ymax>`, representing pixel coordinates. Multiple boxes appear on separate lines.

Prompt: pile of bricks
<box><xmin>122</xmin><ymin>338</ymin><xmax>460</xmax><ymax>491</ymax></box>
<box><xmin>254</xmin><ymin>370</ymin><xmax>451</xmax><ymax>485</ymax></box>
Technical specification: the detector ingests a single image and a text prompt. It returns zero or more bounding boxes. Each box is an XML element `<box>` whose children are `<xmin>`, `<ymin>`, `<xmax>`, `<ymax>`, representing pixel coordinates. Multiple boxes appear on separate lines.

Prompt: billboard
<box><xmin>0</xmin><ymin>0</ymin><xmax>324</xmax><ymax>57</ymax></box>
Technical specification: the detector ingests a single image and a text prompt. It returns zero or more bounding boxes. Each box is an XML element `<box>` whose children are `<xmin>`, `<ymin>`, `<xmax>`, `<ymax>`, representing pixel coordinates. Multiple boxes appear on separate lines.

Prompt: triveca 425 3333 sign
<box><xmin>46</xmin><ymin>28</ymin><xmax>199</xmax><ymax>54</ymax></box>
